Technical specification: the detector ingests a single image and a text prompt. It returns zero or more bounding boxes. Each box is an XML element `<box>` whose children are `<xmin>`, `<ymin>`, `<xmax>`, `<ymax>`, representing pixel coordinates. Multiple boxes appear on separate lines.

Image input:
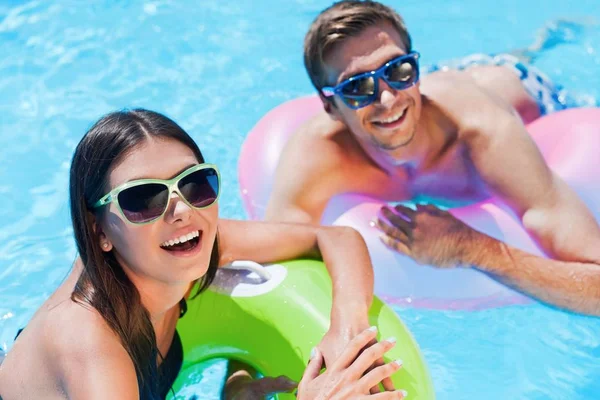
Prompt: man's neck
<box><xmin>357</xmin><ymin>120</ymin><xmax>431</xmax><ymax>177</ymax></box>
<box><xmin>378</xmin><ymin>98</ymin><xmax>452</xmax><ymax>176</ymax></box>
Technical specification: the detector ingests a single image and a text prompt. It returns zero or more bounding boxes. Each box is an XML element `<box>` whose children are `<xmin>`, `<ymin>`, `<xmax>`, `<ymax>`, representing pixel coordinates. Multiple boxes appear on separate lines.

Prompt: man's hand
<box><xmin>317</xmin><ymin>319</ymin><xmax>395</xmax><ymax>393</ymax></box>
<box><xmin>375</xmin><ymin>204</ymin><xmax>480</xmax><ymax>268</ymax></box>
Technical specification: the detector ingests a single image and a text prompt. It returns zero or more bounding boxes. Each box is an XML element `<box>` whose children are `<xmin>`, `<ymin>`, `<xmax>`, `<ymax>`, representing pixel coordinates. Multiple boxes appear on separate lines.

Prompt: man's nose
<box><xmin>379</xmin><ymin>82</ymin><xmax>396</xmax><ymax>108</ymax></box>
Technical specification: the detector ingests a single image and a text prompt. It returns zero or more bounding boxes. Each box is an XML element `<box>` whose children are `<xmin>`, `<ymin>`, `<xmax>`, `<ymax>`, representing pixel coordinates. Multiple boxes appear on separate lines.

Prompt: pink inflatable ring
<box><xmin>239</xmin><ymin>95</ymin><xmax>600</xmax><ymax>310</ymax></box>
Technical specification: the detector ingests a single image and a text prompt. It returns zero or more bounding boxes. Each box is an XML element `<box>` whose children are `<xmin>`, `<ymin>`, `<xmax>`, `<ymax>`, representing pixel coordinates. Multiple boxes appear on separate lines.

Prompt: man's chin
<box><xmin>374</xmin><ymin>130</ymin><xmax>415</xmax><ymax>151</ymax></box>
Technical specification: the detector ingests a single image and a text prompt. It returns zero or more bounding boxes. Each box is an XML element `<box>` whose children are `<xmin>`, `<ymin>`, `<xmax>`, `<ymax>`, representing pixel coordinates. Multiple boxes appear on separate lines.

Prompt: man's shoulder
<box><xmin>284</xmin><ymin>111</ymin><xmax>358</xmax><ymax>168</ymax></box>
<box><xmin>294</xmin><ymin>110</ymin><xmax>350</xmax><ymax>143</ymax></box>
<box><xmin>423</xmin><ymin>69</ymin><xmax>520</xmax><ymax>121</ymax></box>
<box><xmin>422</xmin><ymin>73</ymin><xmax>519</xmax><ymax>143</ymax></box>
<box><xmin>270</xmin><ymin>111</ymin><xmax>371</xmax><ymax>207</ymax></box>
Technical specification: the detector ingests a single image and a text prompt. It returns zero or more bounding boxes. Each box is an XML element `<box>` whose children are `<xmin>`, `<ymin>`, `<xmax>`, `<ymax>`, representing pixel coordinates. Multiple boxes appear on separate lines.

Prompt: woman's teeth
<box><xmin>160</xmin><ymin>230</ymin><xmax>200</xmax><ymax>248</ymax></box>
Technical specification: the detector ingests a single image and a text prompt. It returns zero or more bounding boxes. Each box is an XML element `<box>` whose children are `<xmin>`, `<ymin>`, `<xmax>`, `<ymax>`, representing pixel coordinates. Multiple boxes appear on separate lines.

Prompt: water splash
<box><xmin>512</xmin><ymin>17</ymin><xmax>598</xmax><ymax>62</ymax></box>
<box><xmin>530</xmin><ymin>18</ymin><xmax>597</xmax><ymax>52</ymax></box>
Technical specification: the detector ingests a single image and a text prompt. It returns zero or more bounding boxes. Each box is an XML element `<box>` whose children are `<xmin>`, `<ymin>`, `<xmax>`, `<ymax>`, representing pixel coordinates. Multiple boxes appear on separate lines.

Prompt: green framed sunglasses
<box><xmin>93</xmin><ymin>163</ymin><xmax>220</xmax><ymax>225</ymax></box>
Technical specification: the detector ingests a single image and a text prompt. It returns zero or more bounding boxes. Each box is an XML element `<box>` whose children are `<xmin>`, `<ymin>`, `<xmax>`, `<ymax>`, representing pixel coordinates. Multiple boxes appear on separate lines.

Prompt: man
<box><xmin>265</xmin><ymin>0</ymin><xmax>600</xmax><ymax>315</ymax></box>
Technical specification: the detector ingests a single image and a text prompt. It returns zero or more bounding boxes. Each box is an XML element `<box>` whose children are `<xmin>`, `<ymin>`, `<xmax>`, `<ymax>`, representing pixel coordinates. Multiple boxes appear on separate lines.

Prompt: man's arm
<box><xmin>379</xmin><ymin>200</ymin><xmax>600</xmax><ymax>315</ymax></box>
<box><xmin>464</xmin><ymin>108</ymin><xmax>600</xmax><ymax>313</ymax></box>
<box><xmin>377</xmin><ymin>102</ymin><xmax>600</xmax><ymax>315</ymax></box>
<box><xmin>468</xmin><ymin>229</ymin><xmax>600</xmax><ymax>314</ymax></box>
<box><xmin>466</xmin><ymin>109</ymin><xmax>600</xmax><ymax>262</ymax></box>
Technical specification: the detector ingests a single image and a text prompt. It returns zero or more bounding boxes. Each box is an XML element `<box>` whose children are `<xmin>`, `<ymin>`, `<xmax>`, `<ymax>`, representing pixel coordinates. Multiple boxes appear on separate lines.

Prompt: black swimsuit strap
<box><xmin>179</xmin><ymin>298</ymin><xmax>187</xmax><ymax>318</ymax></box>
<box><xmin>157</xmin><ymin>329</ymin><xmax>184</xmax><ymax>399</ymax></box>
<box><xmin>155</xmin><ymin>298</ymin><xmax>187</xmax><ymax>398</ymax></box>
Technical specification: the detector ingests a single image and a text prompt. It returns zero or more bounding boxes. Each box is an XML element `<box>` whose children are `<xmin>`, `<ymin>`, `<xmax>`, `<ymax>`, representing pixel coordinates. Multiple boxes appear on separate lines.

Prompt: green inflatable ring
<box><xmin>169</xmin><ymin>259</ymin><xmax>435</xmax><ymax>399</ymax></box>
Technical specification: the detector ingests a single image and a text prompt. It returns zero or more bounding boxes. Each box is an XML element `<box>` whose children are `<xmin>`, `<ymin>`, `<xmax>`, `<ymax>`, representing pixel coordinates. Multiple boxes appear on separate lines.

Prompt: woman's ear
<box><xmin>99</xmin><ymin>236</ymin><xmax>113</xmax><ymax>252</ymax></box>
<box><xmin>98</xmin><ymin>230</ymin><xmax>113</xmax><ymax>252</ymax></box>
<box><xmin>91</xmin><ymin>215</ymin><xmax>113</xmax><ymax>252</ymax></box>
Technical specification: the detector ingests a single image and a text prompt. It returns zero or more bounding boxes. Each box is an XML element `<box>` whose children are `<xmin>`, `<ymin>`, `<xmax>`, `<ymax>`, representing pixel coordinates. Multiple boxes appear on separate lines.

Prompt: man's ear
<box><xmin>318</xmin><ymin>93</ymin><xmax>341</xmax><ymax>121</ymax></box>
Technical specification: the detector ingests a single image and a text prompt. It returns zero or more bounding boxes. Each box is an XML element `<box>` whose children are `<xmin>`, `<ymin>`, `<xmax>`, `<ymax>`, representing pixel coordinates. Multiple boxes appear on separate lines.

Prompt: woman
<box><xmin>0</xmin><ymin>109</ymin><xmax>405</xmax><ymax>399</ymax></box>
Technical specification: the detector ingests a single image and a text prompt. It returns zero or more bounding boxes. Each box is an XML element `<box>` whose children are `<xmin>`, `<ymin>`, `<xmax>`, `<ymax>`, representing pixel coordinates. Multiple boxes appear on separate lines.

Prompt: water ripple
<box><xmin>0</xmin><ymin>1</ymin><xmax>599</xmax><ymax>399</ymax></box>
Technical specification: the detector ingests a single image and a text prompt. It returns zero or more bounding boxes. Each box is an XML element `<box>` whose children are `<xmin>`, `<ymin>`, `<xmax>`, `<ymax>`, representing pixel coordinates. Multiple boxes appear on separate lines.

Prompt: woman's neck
<box><xmin>133</xmin><ymin>277</ymin><xmax>189</xmax><ymax>322</ymax></box>
<box><xmin>133</xmin><ymin>277</ymin><xmax>189</xmax><ymax>355</ymax></box>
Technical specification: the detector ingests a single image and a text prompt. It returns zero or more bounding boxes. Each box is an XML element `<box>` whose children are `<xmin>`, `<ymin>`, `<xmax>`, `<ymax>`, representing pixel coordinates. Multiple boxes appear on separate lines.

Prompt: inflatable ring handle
<box><xmin>221</xmin><ymin>260</ymin><xmax>272</xmax><ymax>282</ymax></box>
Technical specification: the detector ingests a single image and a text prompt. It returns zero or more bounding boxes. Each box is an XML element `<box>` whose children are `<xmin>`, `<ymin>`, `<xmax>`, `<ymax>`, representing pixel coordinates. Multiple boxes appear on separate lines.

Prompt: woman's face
<box><xmin>98</xmin><ymin>138</ymin><xmax>219</xmax><ymax>286</ymax></box>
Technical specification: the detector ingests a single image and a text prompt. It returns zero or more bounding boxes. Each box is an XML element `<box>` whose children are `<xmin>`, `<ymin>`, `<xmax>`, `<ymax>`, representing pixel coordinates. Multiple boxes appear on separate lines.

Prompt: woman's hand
<box><xmin>318</xmin><ymin>320</ymin><xmax>395</xmax><ymax>393</ymax></box>
<box><xmin>224</xmin><ymin>374</ymin><xmax>297</xmax><ymax>399</ymax></box>
<box><xmin>223</xmin><ymin>362</ymin><xmax>297</xmax><ymax>400</ymax></box>
<box><xmin>298</xmin><ymin>327</ymin><xmax>407</xmax><ymax>400</ymax></box>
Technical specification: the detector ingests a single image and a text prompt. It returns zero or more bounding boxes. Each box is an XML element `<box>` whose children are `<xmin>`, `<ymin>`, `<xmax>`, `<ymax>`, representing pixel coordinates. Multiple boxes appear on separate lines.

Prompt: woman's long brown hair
<box><xmin>69</xmin><ymin>109</ymin><xmax>219</xmax><ymax>398</ymax></box>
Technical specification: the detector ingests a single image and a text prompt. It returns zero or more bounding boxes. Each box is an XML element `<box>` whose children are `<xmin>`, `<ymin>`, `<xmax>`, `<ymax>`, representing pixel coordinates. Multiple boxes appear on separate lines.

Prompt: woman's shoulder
<box><xmin>1</xmin><ymin>299</ymin><xmax>138</xmax><ymax>399</ymax></box>
<box><xmin>44</xmin><ymin>298</ymin><xmax>126</xmax><ymax>360</ymax></box>
<box><xmin>45</xmin><ymin>299</ymin><xmax>139</xmax><ymax>398</ymax></box>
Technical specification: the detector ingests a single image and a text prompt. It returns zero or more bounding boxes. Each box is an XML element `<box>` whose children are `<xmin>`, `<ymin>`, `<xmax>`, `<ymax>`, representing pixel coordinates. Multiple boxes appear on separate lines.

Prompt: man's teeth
<box><xmin>374</xmin><ymin>109</ymin><xmax>406</xmax><ymax>124</ymax></box>
<box><xmin>161</xmin><ymin>230</ymin><xmax>200</xmax><ymax>247</ymax></box>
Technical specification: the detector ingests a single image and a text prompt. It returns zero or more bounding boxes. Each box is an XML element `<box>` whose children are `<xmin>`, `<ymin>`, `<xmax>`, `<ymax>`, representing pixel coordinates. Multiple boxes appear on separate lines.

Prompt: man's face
<box><xmin>323</xmin><ymin>22</ymin><xmax>422</xmax><ymax>160</ymax></box>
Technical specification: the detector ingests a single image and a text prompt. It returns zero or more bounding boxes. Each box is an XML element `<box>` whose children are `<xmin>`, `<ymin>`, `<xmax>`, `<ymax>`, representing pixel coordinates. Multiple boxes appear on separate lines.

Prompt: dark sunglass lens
<box><xmin>387</xmin><ymin>58</ymin><xmax>417</xmax><ymax>86</ymax></box>
<box><xmin>344</xmin><ymin>97</ymin><xmax>372</xmax><ymax>109</ymax></box>
<box><xmin>341</xmin><ymin>77</ymin><xmax>376</xmax><ymax>108</ymax></box>
<box><xmin>178</xmin><ymin>168</ymin><xmax>219</xmax><ymax>208</ymax></box>
<box><xmin>118</xmin><ymin>183</ymin><xmax>168</xmax><ymax>223</ymax></box>
<box><xmin>341</xmin><ymin>76</ymin><xmax>376</xmax><ymax>97</ymax></box>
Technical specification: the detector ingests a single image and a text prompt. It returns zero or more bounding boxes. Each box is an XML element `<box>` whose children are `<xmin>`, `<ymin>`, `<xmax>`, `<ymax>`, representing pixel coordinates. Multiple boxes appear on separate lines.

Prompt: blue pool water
<box><xmin>1</xmin><ymin>1</ymin><xmax>600</xmax><ymax>399</ymax></box>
